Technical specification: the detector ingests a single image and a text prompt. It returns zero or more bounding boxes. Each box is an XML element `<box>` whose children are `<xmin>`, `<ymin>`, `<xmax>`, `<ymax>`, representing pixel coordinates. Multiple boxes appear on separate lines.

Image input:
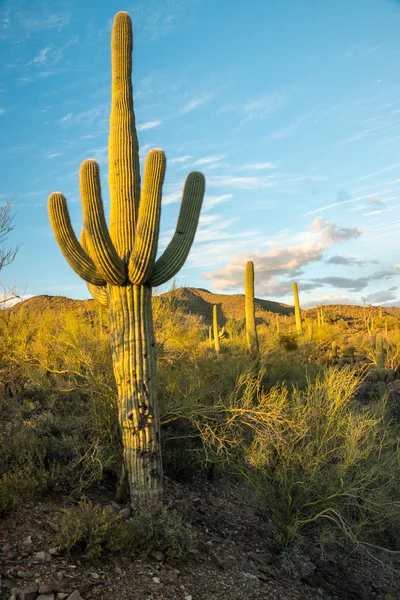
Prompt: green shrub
<box><xmin>0</xmin><ymin>470</ymin><xmax>40</xmax><ymax>514</ymax></box>
<box><xmin>57</xmin><ymin>498</ymin><xmax>192</xmax><ymax>563</ymax></box>
<box><xmin>197</xmin><ymin>366</ymin><xmax>400</xmax><ymax>556</ymax></box>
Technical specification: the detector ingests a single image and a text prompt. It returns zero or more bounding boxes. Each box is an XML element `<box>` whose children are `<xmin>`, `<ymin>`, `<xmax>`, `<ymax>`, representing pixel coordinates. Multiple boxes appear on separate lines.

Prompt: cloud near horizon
<box><xmin>203</xmin><ymin>217</ymin><xmax>363</xmax><ymax>296</ymax></box>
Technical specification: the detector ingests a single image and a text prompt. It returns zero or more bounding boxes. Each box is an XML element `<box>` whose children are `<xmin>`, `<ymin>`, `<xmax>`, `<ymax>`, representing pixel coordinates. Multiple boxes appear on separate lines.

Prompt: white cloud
<box><xmin>203</xmin><ymin>194</ymin><xmax>233</xmax><ymax>210</ymax></box>
<box><xmin>137</xmin><ymin>120</ymin><xmax>162</xmax><ymax>131</ymax></box>
<box><xmin>190</xmin><ymin>154</ymin><xmax>226</xmax><ymax>166</ymax></box>
<box><xmin>169</xmin><ymin>155</ymin><xmax>192</xmax><ymax>164</ymax></box>
<box><xmin>28</xmin><ymin>46</ymin><xmax>50</xmax><ymax>65</ymax></box>
<box><xmin>238</xmin><ymin>162</ymin><xmax>277</xmax><ymax>171</ymax></box>
<box><xmin>203</xmin><ymin>217</ymin><xmax>362</xmax><ymax>294</ymax></box>
<box><xmin>181</xmin><ymin>95</ymin><xmax>211</xmax><ymax>114</ymax></box>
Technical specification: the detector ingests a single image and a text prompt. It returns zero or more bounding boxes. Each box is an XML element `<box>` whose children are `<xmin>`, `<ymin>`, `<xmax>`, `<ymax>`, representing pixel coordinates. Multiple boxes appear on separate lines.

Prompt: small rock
<box><xmin>184</xmin><ymin>596</ymin><xmax>192</xmax><ymax>600</ymax></box>
<box><xmin>17</xmin><ymin>571</ymin><xmax>34</xmax><ymax>579</ymax></box>
<box><xmin>22</xmin><ymin>536</ymin><xmax>33</xmax><ymax>547</ymax></box>
<box><xmin>56</xmin><ymin>595</ymin><xmax>69</xmax><ymax>600</ymax></box>
<box><xmin>14</xmin><ymin>586</ymin><xmax>38</xmax><ymax>600</ymax></box>
<box><xmin>114</xmin><ymin>566</ymin><xmax>122</xmax><ymax>575</ymax></box>
<box><xmin>242</xmin><ymin>572</ymin><xmax>258</xmax><ymax>581</ymax></box>
<box><xmin>90</xmin><ymin>572</ymin><xmax>100</xmax><ymax>580</ymax></box>
<box><xmin>119</xmin><ymin>507</ymin><xmax>131</xmax><ymax>520</ymax></box>
<box><xmin>35</xmin><ymin>551</ymin><xmax>51</xmax><ymax>562</ymax></box>
<box><xmin>66</xmin><ymin>592</ymin><xmax>83</xmax><ymax>600</ymax></box>
<box><xmin>210</xmin><ymin>552</ymin><xmax>224</xmax><ymax>569</ymax></box>
<box><xmin>36</xmin><ymin>595</ymin><xmax>55</xmax><ymax>600</ymax></box>
<box><xmin>149</xmin><ymin>549</ymin><xmax>164</xmax><ymax>562</ymax></box>
<box><xmin>152</xmin><ymin>577</ymin><xmax>160</xmax><ymax>584</ymax></box>
<box><xmin>49</xmin><ymin>547</ymin><xmax>62</xmax><ymax>557</ymax></box>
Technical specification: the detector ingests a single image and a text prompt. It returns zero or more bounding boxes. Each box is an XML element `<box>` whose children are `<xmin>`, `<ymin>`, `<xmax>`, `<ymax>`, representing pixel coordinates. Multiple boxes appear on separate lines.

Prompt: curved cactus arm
<box><xmin>109</xmin><ymin>11</ymin><xmax>141</xmax><ymax>259</ymax></box>
<box><xmin>87</xmin><ymin>282</ymin><xmax>109</xmax><ymax>306</ymax></box>
<box><xmin>129</xmin><ymin>149</ymin><xmax>166</xmax><ymax>284</ymax></box>
<box><xmin>48</xmin><ymin>192</ymin><xmax>106</xmax><ymax>286</ymax></box>
<box><xmin>80</xmin><ymin>159</ymin><xmax>126</xmax><ymax>285</ymax></box>
<box><xmin>148</xmin><ymin>171</ymin><xmax>205</xmax><ymax>287</ymax></box>
<box><xmin>80</xmin><ymin>228</ymin><xmax>109</xmax><ymax>307</ymax></box>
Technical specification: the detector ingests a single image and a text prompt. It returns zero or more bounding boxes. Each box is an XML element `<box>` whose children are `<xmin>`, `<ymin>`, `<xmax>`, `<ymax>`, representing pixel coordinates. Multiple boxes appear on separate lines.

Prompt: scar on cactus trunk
<box><xmin>47</xmin><ymin>12</ymin><xmax>205</xmax><ymax>512</ymax></box>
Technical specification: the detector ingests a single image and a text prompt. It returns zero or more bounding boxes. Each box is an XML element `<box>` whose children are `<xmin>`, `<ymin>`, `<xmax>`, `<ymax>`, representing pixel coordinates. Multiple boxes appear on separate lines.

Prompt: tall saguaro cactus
<box><xmin>245</xmin><ymin>261</ymin><xmax>259</xmax><ymax>356</ymax></box>
<box><xmin>293</xmin><ymin>281</ymin><xmax>302</xmax><ymax>336</ymax></box>
<box><xmin>47</xmin><ymin>12</ymin><xmax>205</xmax><ymax>511</ymax></box>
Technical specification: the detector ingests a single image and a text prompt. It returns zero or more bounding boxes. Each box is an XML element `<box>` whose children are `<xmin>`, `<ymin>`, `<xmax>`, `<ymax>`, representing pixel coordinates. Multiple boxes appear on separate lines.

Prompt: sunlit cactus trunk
<box><xmin>293</xmin><ymin>281</ymin><xmax>302</xmax><ymax>336</ymax></box>
<box><xmin>108</xmin><ymin>284</ymin><xmax>162</xmax><ymax>508</ymax></box>
<box><xmin>245</xmin><ymin>260</ymin><xmax>259</xmax><ymax>356</ymax></box>
<box><xmin>47</xmin><ymin>12</ymin><xmax>205</xmax><ymax>511</ymax></box>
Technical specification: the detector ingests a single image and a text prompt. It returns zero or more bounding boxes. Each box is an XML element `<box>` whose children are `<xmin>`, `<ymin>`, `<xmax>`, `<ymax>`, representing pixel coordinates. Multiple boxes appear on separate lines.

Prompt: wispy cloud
<box><xmin>207</xmin><ymin>175</ymin><xmax>277</xmax><ymax>189</ymax></box>
<box><xmin>244</xmin><ymin>91</ymin><xmax>286</xmax><ymax>121</ymax></box>
<box><xmin>169</xmin><ymin>155</ymin><xmax>192</xmax><ymax>164</ymax></box>
<box><xmin>181</xmin><ymin>95</ymin><xmax>211</xmax><ymax>114</ymax></box>
<box><xmin>238</xmin><ymin>162</ymin><xmax>277</xmax><ymax>171</ymax></box>
<box><xmin>28</xmin><ymin>46</ymin><xmax>50</xmax><ymax>65</ymax></box>
<box><xmin>203</xmin><ymin>217</ymin><xmax>362</xmax><ymax>294</ymax></box>
<box><xmin>203</xmin><ymin>194</ymin><xmax>233</xmax><ymax>211</ymax></box>
<box><xmin>189</xmin><ymin>154</ymin><xmax>226</xmax><ymax>167</ymax></box>
<box><xmin>45</xmin><ymin>153</ymin><xmax>61</xmax><ymax>159</ymax></box>
<box><xmin>137</xmin><ymin>120</ymin><xmax>162</xmax><ymax>131</ymax></box>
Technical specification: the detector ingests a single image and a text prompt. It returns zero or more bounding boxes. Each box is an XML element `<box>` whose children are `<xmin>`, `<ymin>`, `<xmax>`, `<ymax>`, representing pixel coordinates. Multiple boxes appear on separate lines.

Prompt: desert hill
<box><xmin>7</xmin><ymin>288</ymin><xmax>400</xmax><ymax>327</ymax></box>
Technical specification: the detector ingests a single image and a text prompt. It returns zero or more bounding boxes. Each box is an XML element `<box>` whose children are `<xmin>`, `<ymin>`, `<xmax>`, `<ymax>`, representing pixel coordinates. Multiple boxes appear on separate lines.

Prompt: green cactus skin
<box><xmin>308</xmin><ymin>321</ymin><xmax>313</xmax><ymax>342</ymax></box>
<box><xmin>245</xmin><ymin>261</ymin><xmax>259</xmax><ymax>356</ymax></box>
<box><xmin>370</xmin><ymin>333</ymin><xmax>393</xmax><ymax>399</ymax></box>
<box><xmin>213</xmin><ymin>304</ymin><xmax>221</xmax><ymax>355</ymax></box>
<box><xmin>47</xmin><ymin>12</ymin><xmax>205</xmax><ymax>512</ymax></box>
<box><xmin>292</xmin><ymin>282</ymin><xmax>302</xmax><ymax>336</ymax></box>
<box><xmin>375</xmin><ymin>333</ymin><xmax>384</xmax><ymax>371</ymax></box>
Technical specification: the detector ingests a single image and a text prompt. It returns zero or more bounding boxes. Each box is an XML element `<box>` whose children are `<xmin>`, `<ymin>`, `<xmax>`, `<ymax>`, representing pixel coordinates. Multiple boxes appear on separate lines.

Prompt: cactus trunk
<box><xmin>108</xmin><ymin>284</ymin><xmax>162</xmax><ymax>510</ymax></box>
<box><xmin>245</xmin><ymin>261</ymin><xmax>259</xmax><ymax>356</ymax></box>
<box><xmin>213</xmin><ymin>305</ymin><xmax>221</xmax><ymax>355</ymax></box>
<box><xmin>293</xmin><ymin>282</ymin><xmax>302</xmax><ymax>336</ymax></box>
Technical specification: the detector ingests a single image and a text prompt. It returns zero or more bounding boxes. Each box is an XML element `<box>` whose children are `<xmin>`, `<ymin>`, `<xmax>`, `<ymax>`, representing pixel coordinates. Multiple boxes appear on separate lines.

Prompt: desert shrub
<box><xmin>0</xmin><ymin>470</ymin><xmax>40</xmax><ymax>514</ymax></box>
<box><xmin>196</xmin><ymin>366</ymin><xmax>400</xmax><ymax>556</ymax></box>
<box><xmin>0</xmin><ymin>306</ymin><xmax>121</xmax><ymax>499</ymax></box>
<box><xmin>57</xmin><ymin>498</ymin><xmax>192</xmax><ymax>563</ymax></box>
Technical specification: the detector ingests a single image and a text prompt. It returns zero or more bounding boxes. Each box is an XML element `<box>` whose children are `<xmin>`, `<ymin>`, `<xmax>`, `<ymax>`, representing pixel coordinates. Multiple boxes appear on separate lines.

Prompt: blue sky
<box><xmin>2</xmin><ymin>0</ymin><xmax>400</xmax><ymax>307</ymax></box>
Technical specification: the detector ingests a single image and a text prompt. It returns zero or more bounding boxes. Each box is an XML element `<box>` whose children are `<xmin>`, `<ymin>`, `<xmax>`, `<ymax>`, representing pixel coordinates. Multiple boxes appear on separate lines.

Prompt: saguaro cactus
<box><xmin>47</xmin><ymin>12</ymin><xmax>205</xmax><ymax>511</ymax></box>
<box><xmin>245</xmin><ymin>261</ymin><xmax>259</xmax><ymax>356</ymax></box>
<box><xmin>292</xmin><ymin>282</ymin><xmax>302</xmax><ymax>336</ymax></box>
<box><xmin>213</xmin><ymin>304</ymin><xmax>221</xmax><ymax>355</ymax></box>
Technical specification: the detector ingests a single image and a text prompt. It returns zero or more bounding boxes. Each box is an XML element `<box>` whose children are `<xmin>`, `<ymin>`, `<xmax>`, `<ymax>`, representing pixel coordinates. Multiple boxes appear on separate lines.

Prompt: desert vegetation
<box><xmin>1</xmin><ymin>8</ymin><xmax>400</xmax><ymax>600</ymax></box>
<box><xmin>1</xmin><ymin>285</ymin><xmax>400</xmax><ymax>597</ymax></box>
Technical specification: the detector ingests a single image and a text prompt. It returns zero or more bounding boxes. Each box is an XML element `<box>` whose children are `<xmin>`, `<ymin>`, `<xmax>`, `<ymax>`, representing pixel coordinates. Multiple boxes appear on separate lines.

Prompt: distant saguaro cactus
<box><xmin>213</xmin><ymin>304</ymin><xmax>221</xmax><ymax>355</ymax></box>
<box><xmin>245</xmin><ymin>261</ymin><xmax>259</xmax><ymax>356</ymax></box>
<box><xmin>292</xmin><ymin>282</ymin><xmax>302</xmax><ymax>336</ymax></box>
<box><xmin>47</xmin><ymin>12</ymin><xmax>205</xmax><ymax>511</ymax></box>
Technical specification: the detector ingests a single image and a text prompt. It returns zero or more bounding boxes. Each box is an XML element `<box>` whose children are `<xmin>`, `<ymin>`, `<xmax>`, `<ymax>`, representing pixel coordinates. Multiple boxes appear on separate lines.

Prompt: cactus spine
<box><xmin>245</xmin><ymin>261</ymin><xmax>259</xmax><ymax>356</ymax></box>
<box><xmin>47</xmin><ymin>12</ymin><xmax>205</xmax><ymax>511</ymax></box>
<box><xmin>213</xmin><ymin>304</ymin><xmax>221</xmax><ymax>355</ymax></box>
<box><xmin>293</xmin><ymin>282</ymin><xmax>302</xmax><ymax>335</ymax></box>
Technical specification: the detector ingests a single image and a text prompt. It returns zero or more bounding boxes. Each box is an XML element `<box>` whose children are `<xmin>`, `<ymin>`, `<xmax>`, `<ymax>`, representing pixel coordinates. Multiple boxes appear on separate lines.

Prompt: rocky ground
<box><xmin>0</xmin><ymin>476</ymin><xmax>398</xmax><ymax>600</ymax></box>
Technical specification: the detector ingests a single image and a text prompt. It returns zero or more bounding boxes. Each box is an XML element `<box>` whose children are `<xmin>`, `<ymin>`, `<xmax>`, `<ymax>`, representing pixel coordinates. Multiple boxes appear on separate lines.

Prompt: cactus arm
<box><xmin>80</xmin><ymin>159</ymin><xmax>126</xmax><ymax>285</ymax></box>
<box><xmin>148</xmin><ymin>171</ymin><xmax>205</xmax><ymax>287</ymax></box>
<box><xmin>80</xmin><ymin>229</ymin><xmax>109</xmax><ymax>307</ymax></box>
<box><xmin>48</xmin><ymin>192</ymin><xmax>106</xmax><ymax>286</ymax></box>
<box><xmin>109</xmin><ymin>11</ymin><xmax>140</xmax><ymax>259</ymax></box>
<box><xmin>128</xmin><ymin>149</ymin><xmax>166</xmax><ymax>284</ymax></box>
<box><xmin>213</xmin><ymin>304</ymin><xmax>221</xmax><ymax>355</ymax></box>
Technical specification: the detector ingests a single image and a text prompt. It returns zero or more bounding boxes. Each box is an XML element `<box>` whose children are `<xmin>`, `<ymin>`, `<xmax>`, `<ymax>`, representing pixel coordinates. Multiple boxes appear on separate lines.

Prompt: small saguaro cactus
<box><xmin>213</xmin><ymin>304</ymin><xmax>221</xmax><ymax>355</ymax></box>
<box><xmin>245</xmin><ymin>261</ymin><xmax>259</xmax><ymax>356</ymax></box>
<box><xmin>370</xmin><ymin>333</ymin><xmax>394</xmax><ymax>398</ymax></box>
<box><xmin>47</xmin><ymin>12</ymin><xmax>205</xmax><ymax>512</ymax></box>
<box><xmin>292</xmin><ymin>282</ymin><xmax>302</xmax><ymax>336</ymax></box>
